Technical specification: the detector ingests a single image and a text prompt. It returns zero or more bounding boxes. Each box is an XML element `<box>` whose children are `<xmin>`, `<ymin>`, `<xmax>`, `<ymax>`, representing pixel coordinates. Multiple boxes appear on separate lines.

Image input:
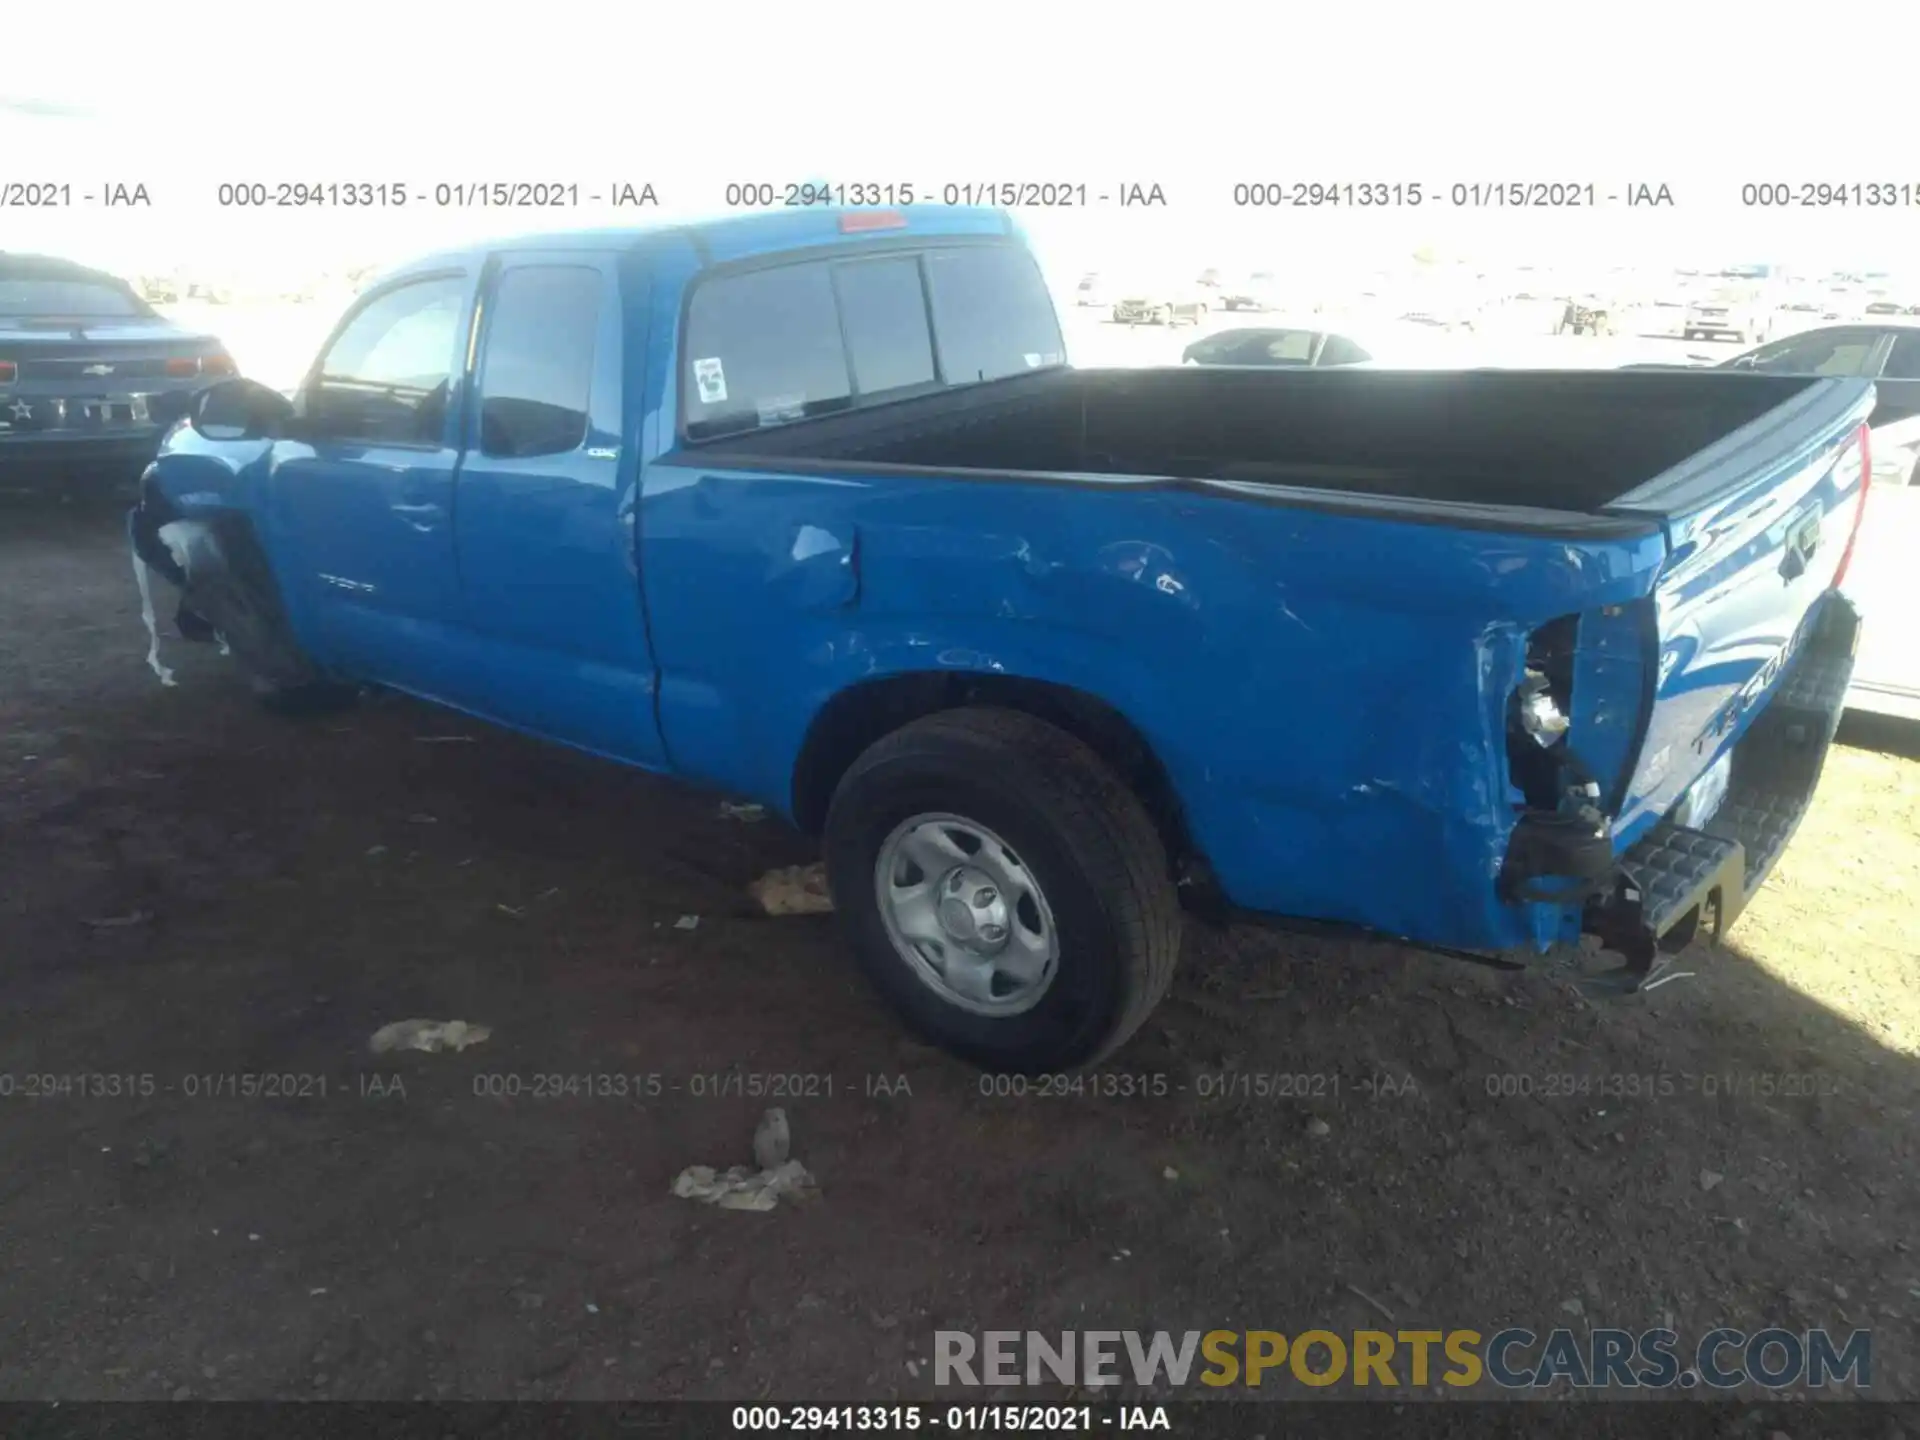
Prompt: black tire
<box><xmin>186</xmin><ymin>522</ymin><xmax>358</xmax><ymax>715</ymax></box>
<box><xmin>823</xmin><ymin>707</ymin><xmax>1181</xmax><ymax>1073</ymax></box>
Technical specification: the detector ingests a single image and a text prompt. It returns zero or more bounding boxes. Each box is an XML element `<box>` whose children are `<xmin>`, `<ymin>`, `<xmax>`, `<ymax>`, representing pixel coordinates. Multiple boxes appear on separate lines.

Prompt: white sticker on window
<box><xmin>756</xmin><ymin>393</ymin><xmax>806</xmax><ymax>425</ymax></box>
<box><xmin>693</xmin><ymin>357</ymin><xmax>728</xmax><ymax>404</ymax></box>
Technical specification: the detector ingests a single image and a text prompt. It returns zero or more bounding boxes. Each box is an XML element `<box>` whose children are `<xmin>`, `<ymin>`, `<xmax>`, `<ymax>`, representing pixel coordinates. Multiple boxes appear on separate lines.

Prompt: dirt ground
<box><xmin>1</xmin><ymin>499</ymin><xmax>1915</xmax><ymax>1406</ymax></box>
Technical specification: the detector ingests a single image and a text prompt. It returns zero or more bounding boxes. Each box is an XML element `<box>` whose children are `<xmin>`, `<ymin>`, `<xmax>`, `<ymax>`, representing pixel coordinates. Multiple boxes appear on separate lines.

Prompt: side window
<box><xmin>478</xmin><ymin>266</ymin><xmax>600</xmax><ymax>458</ymax></box>
<box><xmin>1316</xmin><ymin>334</ymin><xmax>1371</xmax><ymax>367</ymax></box>
<box><xmin>832</xmin><ymin>258</ymin><xmax>936</xmax><ymax>397</ymax></box>
<box><xmin>1185</xmin><ymin>333</ymin><xmax>1259</xmax><ymax>365</ymax></box>
<box><xmin>1881</xmin><ymin>333</ymin><xmax>1920</xmax><ymax>380</ymax></box>
<box><xmin>1263</xmin><ymin>331</ymin><xmax>1317</xmax><ymax>363</ymax></box>
<box><xmin>310</xmin><ymin>276</ymin><xmax>466</xmax><ymax>444</ymax></box>
<box><xmin>683</xmin><ymin>262</ymin><xmax>851</xmax><ymax>441</ymax></box>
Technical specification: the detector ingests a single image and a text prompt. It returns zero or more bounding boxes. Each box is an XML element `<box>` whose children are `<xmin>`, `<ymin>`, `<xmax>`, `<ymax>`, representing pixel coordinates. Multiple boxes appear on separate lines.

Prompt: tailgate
<box><xmin>1560</xmin><ymin>377</ymin><xmax>1873</xmax><ymax>987</ymax></box>
<box><xmin>1606</xmin><ymin>376</ymin><xmax>1874</xmax><ymax>843</ymax></box>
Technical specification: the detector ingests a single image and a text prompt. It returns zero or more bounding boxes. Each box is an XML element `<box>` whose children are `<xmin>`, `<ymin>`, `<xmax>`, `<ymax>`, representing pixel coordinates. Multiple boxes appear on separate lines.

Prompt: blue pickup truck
<box><xmin>129</xmin><ymin>206</ymin><xmax>1874</xmax><ymax>1072</ymax></box>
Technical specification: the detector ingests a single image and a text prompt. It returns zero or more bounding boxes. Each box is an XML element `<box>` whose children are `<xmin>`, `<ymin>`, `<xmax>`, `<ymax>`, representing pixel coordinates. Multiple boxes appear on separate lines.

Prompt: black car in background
<box><xmin>1181</xmin><ymin>326</ymin><xmax>1376</xmax><ymax>367</ymax></box>
<box><xmin>0</xmin><ymin>253</ymin><xmax>236</xmax><ymax>495</ymax></box>
<box><xmin>1626</xmin><ymin>320</ymin><xmax>1920</xmax><ymax>721</ymax></box>
<box><xmin>1630</xmin><ymin>321</ymin><xmax>1920</xmax><ymax>487</ymax></box>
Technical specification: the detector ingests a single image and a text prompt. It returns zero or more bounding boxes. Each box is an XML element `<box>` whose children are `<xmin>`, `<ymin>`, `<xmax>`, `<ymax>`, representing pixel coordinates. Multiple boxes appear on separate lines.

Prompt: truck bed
<box><xmin>698</xmin><ymin>366</ymin><xmax>1819</xmax><ymax>514</ymax></box>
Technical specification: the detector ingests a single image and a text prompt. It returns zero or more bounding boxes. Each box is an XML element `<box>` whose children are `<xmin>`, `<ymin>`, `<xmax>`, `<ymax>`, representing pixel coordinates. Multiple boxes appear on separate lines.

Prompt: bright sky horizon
<box><xmin>7</xmin><ymin>1</ymin><xmax>1919</xmax><ymax>286</ymax></box>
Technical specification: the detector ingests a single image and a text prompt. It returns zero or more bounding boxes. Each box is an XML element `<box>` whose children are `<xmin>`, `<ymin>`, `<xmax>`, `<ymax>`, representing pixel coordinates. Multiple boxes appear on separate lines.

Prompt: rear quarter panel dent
<box><xmin>639</xmin><ymin>466</ymin><xmax>1670</xmax><ymax>950</ymax></box>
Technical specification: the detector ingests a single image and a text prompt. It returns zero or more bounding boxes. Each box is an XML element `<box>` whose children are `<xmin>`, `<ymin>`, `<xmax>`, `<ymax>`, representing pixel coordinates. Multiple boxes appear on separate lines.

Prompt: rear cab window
<box><xmin>681</xmin><ymin>242</ymin><xmax>1063</xmax><ymax>443</ymax></box>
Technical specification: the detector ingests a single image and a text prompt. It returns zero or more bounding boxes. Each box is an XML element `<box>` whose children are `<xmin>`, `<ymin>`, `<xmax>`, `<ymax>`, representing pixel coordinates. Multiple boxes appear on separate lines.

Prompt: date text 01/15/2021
<box><xmin>1228</xmin><ymin>180</ymin><xmax>1676</xmax><ymax>208</ymax></box>
<box><xmin>470</xmin><ymin>1072</ymin><xmax>911</xmax><ymax>1100</ymax></box>
<box><xmin>719</xmin><ymin>182</ymin><xmax>1167</xmax><ymax>209</ymax></box>
<box><xmin>209</xmin><ymin>181</ymin><xmax>661</xmax><ymax>208</ymax></box>
<box><xmin>729</xmin><ymin>1404</ymin><xmax>1170</xmax><ymax>1432</ymax></box>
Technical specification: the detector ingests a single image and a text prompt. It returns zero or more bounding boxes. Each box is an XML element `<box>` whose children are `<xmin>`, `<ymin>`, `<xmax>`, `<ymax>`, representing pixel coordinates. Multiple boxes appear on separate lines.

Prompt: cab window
<box><xmin>309</xmin><ymin>276</ymin><xmax>466</xmax><ymax>445</ymax></box>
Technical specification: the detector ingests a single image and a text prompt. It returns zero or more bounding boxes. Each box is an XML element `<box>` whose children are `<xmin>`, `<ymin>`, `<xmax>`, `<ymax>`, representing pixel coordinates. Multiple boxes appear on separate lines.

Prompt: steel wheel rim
<box><xmin>874</xmin><ymin>811</ymin><xmax>1060</xmax><ymax>1016</ymax></box>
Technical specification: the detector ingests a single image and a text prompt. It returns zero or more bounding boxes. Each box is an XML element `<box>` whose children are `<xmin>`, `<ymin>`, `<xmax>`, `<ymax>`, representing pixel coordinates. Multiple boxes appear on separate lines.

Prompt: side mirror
<box><xmin>189</xmin><ymin>377</ymin><xmax>296</xmax><ymax>442</ymax></box>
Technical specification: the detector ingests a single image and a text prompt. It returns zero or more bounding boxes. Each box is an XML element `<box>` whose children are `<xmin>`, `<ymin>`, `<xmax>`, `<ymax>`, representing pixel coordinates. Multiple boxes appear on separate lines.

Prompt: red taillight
<box><xmin>839</xmin><ymin>209</ymin><xmax>908</xmax><ymax>233</ymax></box>
<box><xmin>0</xmin><ymin>360</ymin><xmax>15</xmax><ymax>385</ymax></box>
<box><xmin>1831</xmin><ymin>422</ymin><xmax>1872</xmax><ymax>589</ymax></box>
<box><xmin>200</xmin><ymin>353</ymin><xmax>236</xmax><ymax>377</ymax></box>
<box><xmin>165</xmin><ymin>357</ymin><xmax>199</xmax><ymax>378</ymax></box>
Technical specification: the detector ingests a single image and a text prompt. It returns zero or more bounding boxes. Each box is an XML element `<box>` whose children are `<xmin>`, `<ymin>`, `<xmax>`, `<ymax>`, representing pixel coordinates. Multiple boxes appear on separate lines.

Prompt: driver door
<box><xmin>266</xmin><ymin>270</ymin><xmax>478</xmax><ymax>690</ymax></box>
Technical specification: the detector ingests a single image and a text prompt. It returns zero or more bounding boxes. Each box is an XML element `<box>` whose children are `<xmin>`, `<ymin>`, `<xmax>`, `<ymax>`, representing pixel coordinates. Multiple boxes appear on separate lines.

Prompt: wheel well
<box><xmin>790</xmin><ymin>673</ymin><xmax>1199</xmax><ymax>873</ymax></box>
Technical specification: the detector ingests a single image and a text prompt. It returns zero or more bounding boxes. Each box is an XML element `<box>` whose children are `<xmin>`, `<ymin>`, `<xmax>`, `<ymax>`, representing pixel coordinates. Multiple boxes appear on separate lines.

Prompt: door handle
<box><xmin>1779</xmin><ymin>511</ymin><xmax>1821</xmax><ymax>581</ymax></box>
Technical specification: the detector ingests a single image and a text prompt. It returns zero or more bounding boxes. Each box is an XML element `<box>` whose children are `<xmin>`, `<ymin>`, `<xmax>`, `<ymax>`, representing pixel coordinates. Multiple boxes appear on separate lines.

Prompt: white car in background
<box><xmin>1111</xmin><ymin>278</ymin><xmax>1212</xmax><ymax>327</ymax></box>
<box><xmin>1682</xmin><ymin>285</ymin><xmax>1775</xmax><ymax>343</ymax></box>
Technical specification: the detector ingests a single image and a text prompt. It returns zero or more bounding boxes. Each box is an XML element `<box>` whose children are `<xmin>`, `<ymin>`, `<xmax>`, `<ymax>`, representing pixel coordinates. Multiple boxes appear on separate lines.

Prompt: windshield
<box><xmin>0</xmin><ymin>267</ymin><xmax>153</xmax><ymax>319</ymax></box>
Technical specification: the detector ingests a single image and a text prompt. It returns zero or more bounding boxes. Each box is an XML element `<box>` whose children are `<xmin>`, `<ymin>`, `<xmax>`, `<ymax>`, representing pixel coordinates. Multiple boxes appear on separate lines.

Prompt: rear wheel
<box><xmin>823</xmin><ymin>707</ymin><xmax>1182</xmax><ymax>1073</ymax></box>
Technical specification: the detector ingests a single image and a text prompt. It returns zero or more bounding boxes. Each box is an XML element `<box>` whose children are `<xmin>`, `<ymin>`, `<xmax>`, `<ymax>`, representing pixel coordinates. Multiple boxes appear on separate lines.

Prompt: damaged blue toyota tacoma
<box><xmin>128</xmin><ymin>206</ymin><xmax>1874</xmax><ymax>1072</ymax></box>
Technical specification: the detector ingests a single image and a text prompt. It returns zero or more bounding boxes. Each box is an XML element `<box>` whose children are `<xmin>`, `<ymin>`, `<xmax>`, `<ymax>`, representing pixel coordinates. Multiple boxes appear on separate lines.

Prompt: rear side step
<box><xmin>1579</xmin><ymin>592</ymin><xmax>1860</xmax><ymax>996</ymax></box>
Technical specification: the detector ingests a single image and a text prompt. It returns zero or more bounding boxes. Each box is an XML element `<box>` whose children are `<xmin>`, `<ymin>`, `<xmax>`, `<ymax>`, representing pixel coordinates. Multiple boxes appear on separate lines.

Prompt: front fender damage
<box><xmin>125</xmin><ymin>502</ymin><xmax>320</xmax><ymax>693</ymax></box>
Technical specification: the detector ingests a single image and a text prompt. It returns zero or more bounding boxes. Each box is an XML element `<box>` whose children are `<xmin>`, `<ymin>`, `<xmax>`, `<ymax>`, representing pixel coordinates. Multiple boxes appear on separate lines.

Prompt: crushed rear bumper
<box><xmin>1580</xmin><ymin>592</ymin><xmax>1859</xmax><ymax>990</ymax></box>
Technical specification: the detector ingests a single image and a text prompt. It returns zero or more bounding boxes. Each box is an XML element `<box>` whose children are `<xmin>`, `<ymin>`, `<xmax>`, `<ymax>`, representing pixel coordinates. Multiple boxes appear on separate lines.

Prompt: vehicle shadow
<box><xmin>1837</xmin><ymin>708</ymin><xmax>1920</xmax><ymax>762</ymax></box>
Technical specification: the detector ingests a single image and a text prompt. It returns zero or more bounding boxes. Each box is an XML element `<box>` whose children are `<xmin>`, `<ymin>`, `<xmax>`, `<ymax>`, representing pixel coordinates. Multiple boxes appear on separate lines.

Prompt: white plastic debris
<box><xmin>368</xmin><ymin>1019</ymin><xmax>492</xmax><ymax>1055</ymax></box>
<box><xmin>749</xmin><ymin>862</ymin><xmax>834</xmax><ymax>916</ymax></box>
<box><xmin>130</xmin><ymin>542</ymin><xmax>177</xmax><ymax>687</ymax></box>
<box><xmin>752</xmin><ymin>1107</ymin><xmax>791</xmax><ymax>1170</ymax></box>
<box><xmin>673</xmin><ymin>914</ymin><xmax>700</xmax><ymax>931</ymax></box>
<box><xmin>82</xmin><ymin>911</ymin><xmax>153</xmax><ymax>929</ymax></box>
<box><xmin>671</xmin><ymin>1159</ymin><xmax>816</xmax><ymax>1213</ymax></box>
<box><xmin>718</xmin><ymin>801</ymin><xmax>768</xmax><ymax>823</ymax></box>
<box><xmin>673</xmin><ymin>1107</ymin><xmax>816</xmax><ymax>1212</ymax></box>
